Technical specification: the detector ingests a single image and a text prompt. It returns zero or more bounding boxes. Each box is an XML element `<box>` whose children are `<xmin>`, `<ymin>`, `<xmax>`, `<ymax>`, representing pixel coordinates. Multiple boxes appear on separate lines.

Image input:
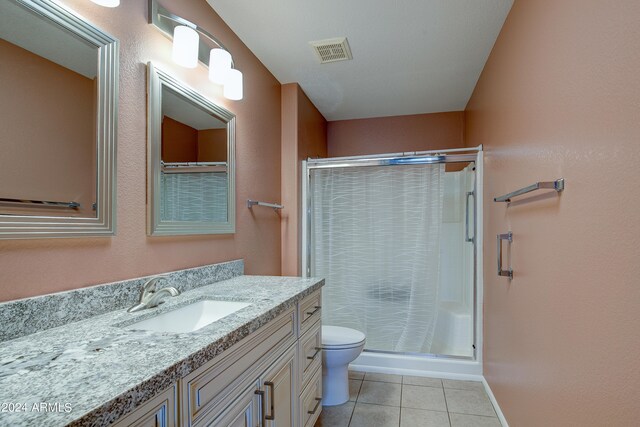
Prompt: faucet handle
<box><xmin>142</xmin><ymin>275</ymin><xmax>169</xmax><ymax>294</ymax></box>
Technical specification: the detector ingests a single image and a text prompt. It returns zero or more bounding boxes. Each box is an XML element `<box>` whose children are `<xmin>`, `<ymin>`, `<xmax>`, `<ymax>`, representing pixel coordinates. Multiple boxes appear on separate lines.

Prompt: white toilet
<box><xmin>321</xmin><ymin>325</ymin><xmax>366</xmax><ymax>406</ymax></box>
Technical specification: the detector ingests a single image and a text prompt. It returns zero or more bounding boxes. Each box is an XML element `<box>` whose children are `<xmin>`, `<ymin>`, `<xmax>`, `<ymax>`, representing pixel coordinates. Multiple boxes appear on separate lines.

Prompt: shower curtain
<box><xmin>311</xmin><ymin>163</ymin><xmax>444</xmax><ymax>353</ymax></box>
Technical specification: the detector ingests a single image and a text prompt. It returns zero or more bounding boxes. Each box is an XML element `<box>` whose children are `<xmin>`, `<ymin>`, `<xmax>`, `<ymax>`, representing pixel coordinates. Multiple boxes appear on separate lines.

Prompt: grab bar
<box><xmin>0</xmin><ymin>197</ymin><xmax>80</xmax><ymax>209</ymax></box>
<box><xmin>494</xmin><ymin>178</ymin><xmax>564</xmax><ymax>203</ymax></box>
<box><xmin>497</xmin><ymin>232</ymin><xmax>513</xmax><ymax>279</ymax></box>
<box><xmin>465</xmin><ymin>191</ymin><xmax>475</xmax><ymax>243</ymax></box>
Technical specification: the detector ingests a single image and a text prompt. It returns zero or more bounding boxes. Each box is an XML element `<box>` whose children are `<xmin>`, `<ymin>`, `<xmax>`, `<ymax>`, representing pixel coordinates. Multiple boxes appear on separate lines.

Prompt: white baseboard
<box><xmin>482</xmin><ymin>378</ymin><xmax>508</xmax><ymax>427</ymax></box>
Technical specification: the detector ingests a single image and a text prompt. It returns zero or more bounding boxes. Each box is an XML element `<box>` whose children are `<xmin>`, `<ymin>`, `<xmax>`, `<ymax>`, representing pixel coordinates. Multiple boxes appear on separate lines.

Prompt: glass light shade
<box><xmin>172</xmin><ymin>26</ymin><xmax>199</xmax><ymax>69</ymax></box>
<box><xmin>89</xmin><ymin>0</ymin><xmax>120</xmax><ymax>6</ymax></box>
<box><xmin>208</xmin><ymin>48</ymin><xmax>232</xmax><ymax>85</ymax></box>
<box><xmin>223</xmin><ymin>69</ymin><xmax>243</xmax><ymax>100</ymax></box>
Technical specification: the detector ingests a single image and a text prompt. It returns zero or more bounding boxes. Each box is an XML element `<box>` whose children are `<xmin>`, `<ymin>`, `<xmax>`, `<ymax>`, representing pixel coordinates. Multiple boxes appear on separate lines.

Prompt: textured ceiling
<box><xmin>207</xmin><ymin>0</ymin><xmax>513</xmax><ymax>121</ymax></box>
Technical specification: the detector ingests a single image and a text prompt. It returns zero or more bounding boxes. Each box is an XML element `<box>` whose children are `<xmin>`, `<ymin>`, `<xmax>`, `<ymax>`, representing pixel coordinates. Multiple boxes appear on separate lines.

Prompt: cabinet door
<box><xmin>206</xmin><ymin>381</ymin><xmax>260</xmax><ymax>427</ymax></box>
<box><xmin>260</xmin><ymin>346</ymin><xmax>296</xmax><ymax>427</ymax></box>
<box><xmin>113</xmin><ymin>384</ymin><xmax>177</xmax><ymax>427</ymax></box>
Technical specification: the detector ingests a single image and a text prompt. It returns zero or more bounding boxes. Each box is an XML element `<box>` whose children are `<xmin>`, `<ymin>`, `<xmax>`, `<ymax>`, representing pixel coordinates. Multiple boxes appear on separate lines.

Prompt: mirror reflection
<box><xmin>0</xmin><ymin>0</ymin><xmax>98</xmax><ymax>218</ymax></box>
<box><xmin>147</xmin><ymin>63</ymin><xmax>235</xmax><ymax>236</ymax></box>
<box><xmin>160</xmin><ymin>88</ymin><xmax>228</xmax><ymax>223</ymax></box>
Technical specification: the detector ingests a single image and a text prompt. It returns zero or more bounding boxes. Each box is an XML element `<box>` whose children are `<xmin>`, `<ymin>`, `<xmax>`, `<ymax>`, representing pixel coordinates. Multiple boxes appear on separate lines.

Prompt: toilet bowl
<box><xmin>321</xmin><ymin>325</ymin><xmax>366</xmax><ymax>406</ymax></box>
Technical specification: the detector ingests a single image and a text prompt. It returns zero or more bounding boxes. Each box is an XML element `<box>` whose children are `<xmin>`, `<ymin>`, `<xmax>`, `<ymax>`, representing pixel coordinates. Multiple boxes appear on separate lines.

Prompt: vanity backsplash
<box><xmin>0</xmin><ymin>259</ymin><xmax>243</xmax><ymax>342</ymax></box>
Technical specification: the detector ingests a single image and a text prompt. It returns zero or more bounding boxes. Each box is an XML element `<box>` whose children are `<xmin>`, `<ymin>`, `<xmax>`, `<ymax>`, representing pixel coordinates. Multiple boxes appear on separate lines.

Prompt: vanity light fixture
<box><xmin>148</xmin><ymin>0</ymin><xmax>243</xmax><ymax>100</ymax></box>
<box><xmin>89</xmin><ymin>0</ymin><xmax>120</xmax><ymax>7</ymax></box>
<box><xmin>224</xmin><ymin>68</ymin><xmax>243</xmax><ymax>101</ymax></box>
<box><xmin>172</xmin><ymin>25</ymin><xmax>199</xmax><ymax>68</ymax></box>
<box><xmin>208</xmin><ymin>48</ymin><xmax>232</xmax><ymax>85</ymax></box>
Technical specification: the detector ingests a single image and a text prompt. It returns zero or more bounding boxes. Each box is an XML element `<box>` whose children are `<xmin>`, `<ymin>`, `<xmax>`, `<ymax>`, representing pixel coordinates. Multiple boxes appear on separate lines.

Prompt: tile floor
<box><xmin>315</xmin><ymin>371</ymin><xmax>501</xmax><ymax>427</ymax></box>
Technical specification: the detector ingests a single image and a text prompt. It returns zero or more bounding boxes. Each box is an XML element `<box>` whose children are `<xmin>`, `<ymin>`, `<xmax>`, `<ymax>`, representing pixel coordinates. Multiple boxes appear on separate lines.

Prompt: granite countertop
<box><xmin>0</xmin><ymin>275</ymin><xmax>323</xmax><ymax>426</ymax></box>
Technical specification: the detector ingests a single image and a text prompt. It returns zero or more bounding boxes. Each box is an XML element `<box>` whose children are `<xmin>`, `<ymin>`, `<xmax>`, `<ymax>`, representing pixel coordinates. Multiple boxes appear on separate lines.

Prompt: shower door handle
<box><xmin>465</xmin><ymin>191</ymin><xmax>475</xmax><ymax>243</ymax></box>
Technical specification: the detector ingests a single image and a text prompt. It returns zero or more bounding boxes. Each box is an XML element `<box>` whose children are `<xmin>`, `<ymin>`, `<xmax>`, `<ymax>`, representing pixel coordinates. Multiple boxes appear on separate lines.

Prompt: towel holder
<box><xmin>247</xmin><ymin>200</ymin><xmax>283</xmax><ymax>210</ymax></box>
<box><xmin>494</xmin><ymin>178</ymin><xmax>564</xmax><ymax>203</ymax></box>
<box><xmin>497</xmin><ymin>232</ymin><xmax>513</xmax><ymax>279</ymax></box>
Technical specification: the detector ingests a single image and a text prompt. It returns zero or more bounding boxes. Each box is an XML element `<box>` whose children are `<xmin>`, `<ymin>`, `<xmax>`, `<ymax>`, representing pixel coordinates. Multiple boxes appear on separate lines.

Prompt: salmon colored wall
<box><xmin>0</xmin><ymin>0</ymin><xmax>282</xmax><ymax>302</ymax></box>
<box><xmin>327</xmin><ymin>111</ymin><xmax>465</xmax><ymax>158</ymax></box>
<box><xmin>161</xmin><ymin>116</ymin><xmax>198</xmax><ymax>162</ymax></box>
<box><xmin>161</xmin><ymin>119</ymin><xmax>227</xmax><ymax>163</ymax></box>
<box><xmin>0</xmin><ymin>39</ymin><xmax>96</xmax><ymax>218</ymax></box>
<box><xmin>465</xmin><ymin>0</ymin><xmax>640</xmax><ymax>425</ymax></box>
<box><xmin>198</xmin><ymin>129</ymin><xmax>227</xmax><ymax>162</ymax></box>
<box><xmin>281</xmin><ymin>83</ymin><xmax>327</xmax><ymax>276</ymax></box>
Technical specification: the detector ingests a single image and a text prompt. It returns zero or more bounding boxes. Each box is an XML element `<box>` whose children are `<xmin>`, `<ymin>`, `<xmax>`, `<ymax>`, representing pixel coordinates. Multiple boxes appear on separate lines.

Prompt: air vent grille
<box><xmin>310</xmin><ymin>37</ymin><xmax>353</xmax><ymax>63</ymax></box>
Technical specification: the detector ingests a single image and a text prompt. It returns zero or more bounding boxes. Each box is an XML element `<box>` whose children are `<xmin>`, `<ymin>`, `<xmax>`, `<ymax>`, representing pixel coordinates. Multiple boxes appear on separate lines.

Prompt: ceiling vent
<box><xmin>309</xmin><ymin>37</ymin><xmax>353</xmax><ymax>64</ymax></box>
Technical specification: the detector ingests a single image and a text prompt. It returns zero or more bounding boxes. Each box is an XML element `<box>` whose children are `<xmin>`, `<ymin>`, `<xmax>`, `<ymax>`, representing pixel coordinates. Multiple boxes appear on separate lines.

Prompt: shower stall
<box><xmin>302</xmin><ymin>146</ymin><xmax>483</xmax><ymax>376</ymax></box>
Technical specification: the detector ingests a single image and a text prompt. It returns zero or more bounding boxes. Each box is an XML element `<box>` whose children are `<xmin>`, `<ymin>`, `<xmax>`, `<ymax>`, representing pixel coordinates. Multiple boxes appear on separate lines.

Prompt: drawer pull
<box><xmin>305</xmin><ymin>306</ymin><xmax>321</xmax><ymax>317</ymax></box>
<box><xmin>308</xmin><ymin>397</ymin><xmax>322</xmax><ymax>415</ymax></box>
<box><xmin>307</xmin><ymin>347</ymin><xmax>322</xmax><ymax>361</ymax></box>
<box><xmin>265</xmin><ymin>381</ymin><xmax>275</xmax><ymax>420</ymax></box>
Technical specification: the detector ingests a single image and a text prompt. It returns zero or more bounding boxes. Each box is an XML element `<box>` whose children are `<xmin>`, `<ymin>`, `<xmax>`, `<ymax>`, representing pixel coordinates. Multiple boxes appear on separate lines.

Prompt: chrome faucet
<box><xmin>128</xmin><ymin>276</ymin><xmax>180</xmax><ymax>313</ymax></box>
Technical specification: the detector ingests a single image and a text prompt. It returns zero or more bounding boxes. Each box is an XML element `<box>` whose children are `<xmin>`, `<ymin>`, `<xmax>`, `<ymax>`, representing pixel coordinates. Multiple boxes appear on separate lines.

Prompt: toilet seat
<box><xmin>322</xmin><ymin>325</ymin><xmax>366</xmax><ymax>350</ymax></box>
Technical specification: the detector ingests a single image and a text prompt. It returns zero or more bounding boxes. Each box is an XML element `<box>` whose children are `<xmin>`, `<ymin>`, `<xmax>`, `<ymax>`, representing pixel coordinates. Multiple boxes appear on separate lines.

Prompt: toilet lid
<box><xmin>322</xmin><ymin>325</ymin><xmax>366</xmax><ymax>348</ymax></box>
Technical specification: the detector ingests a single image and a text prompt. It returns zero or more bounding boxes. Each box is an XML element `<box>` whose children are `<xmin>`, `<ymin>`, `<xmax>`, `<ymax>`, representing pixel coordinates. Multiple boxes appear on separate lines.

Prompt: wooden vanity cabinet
<box><xmin>206</xmin><ymin>346</ymin><xmax>296</xmax><ymax>427</ymax></box>
<box><xmin>113</xmin><ymin>290</ymin><xmax>322</xmax><ymax>427</ymax></box>
<box><xmin>182</xmin><ymin>306</ymin><xmax>297</xmax><ymax>427</ymax></box>
<box><xmin>296</xmin><ymin>290</ymin><xmax>323</xmax><ymax>427</ymax></box>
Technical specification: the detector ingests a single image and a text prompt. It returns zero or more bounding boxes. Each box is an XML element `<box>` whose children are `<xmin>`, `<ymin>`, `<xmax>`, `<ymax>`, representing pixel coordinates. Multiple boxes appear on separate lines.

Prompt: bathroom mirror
<box><xmin>147</xmin><ymin>63</ymin><xmax>235</xmax><ymax>235</ymax></box>
<box><xmin>0</xmin><ymin>0</ymin><xmax>118</xmax><ymax>239</ymax></box>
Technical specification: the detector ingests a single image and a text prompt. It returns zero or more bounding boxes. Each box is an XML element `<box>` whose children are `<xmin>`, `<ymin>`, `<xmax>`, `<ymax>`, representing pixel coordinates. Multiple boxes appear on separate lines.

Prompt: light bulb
<box><xmin>208</xmin><ymin>48</ymin><xmax>232</xmax><ymax>85</ymax></box>
<box><xmin>89</xmin><ymin>0</ymin><xmax>120</xmax><ymax>7</ymax></box>
<box><xmin>223</xmin><ymin>69</ymin><xmax>243</xmax><ymax>101</ymax></box>
<box><xmin>172</xmin><ymin>26</ymin><xmax>199</xmax><ymax>69</ymax></box>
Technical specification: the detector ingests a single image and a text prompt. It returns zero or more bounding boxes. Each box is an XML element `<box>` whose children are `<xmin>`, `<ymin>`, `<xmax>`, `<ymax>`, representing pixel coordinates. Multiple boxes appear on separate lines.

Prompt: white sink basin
<box><xmin>126</xmin><ymin>300</ymin><xmax>251</xmax><ymax>333</ymax></box>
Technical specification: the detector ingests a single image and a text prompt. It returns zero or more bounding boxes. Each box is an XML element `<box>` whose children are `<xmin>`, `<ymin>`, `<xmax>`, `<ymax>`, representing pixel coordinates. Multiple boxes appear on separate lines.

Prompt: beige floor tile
<box><xmin>442</xmin><ymin>379</ymin><xmax>485</xmax><ymax>391</ymax></box>
<box><xmin>349</xmin><ymin>379</ymin><xmax>363</xmax><ymax>401</ymax></box>
<box><xmin>350</xmin><ymin>403</ymin><xmax>400</xmax><ymax>427</ymax></box>
<box><xmin>449</xmin><ymin>413</ymin><xmax>501</xmax><ymax>427</ymax></box>
<box><xmin>364</xmin><ymin>372</ymin><xmax>403</xmax><ymax>383</ymax></box>
<box><xmin>357</xmin><ymin>381</ymin><xmax>402</xmax><ymax>406</ymax></box>
<box><xmin>314</xmin><ymin>401</ymin><xmax>354</xmax><ymax>427</ymax></box>
<box><xmin>403</xmin><ymin>375</ymin><xmax>443</xmax><ymax>388</ymax></box>
<box><xmin>401</xmin><ymin>384</ymin><xmax>447</xmax><ymax>412</ymax></box>
<box><xmin>445</xmin><ymin>389</ymin><xmax>496</xmax><ymax>417</ymax></box>
<box><xmin>400</xmin><ymin>407</ymin><xmax>450</xmax><ymax>427</ymax></box>
<box><xmin>348</xmin><ymin>370</ymin><xmax>365</xmax><ymax>380</ymax></box>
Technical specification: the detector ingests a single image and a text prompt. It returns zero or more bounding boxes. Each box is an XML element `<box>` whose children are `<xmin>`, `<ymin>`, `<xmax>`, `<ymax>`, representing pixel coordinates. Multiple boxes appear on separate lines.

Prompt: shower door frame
<box><xmin>301</xmin><ymin>146</ymin><xmax>484</xmax><ymax>375</ymax></box>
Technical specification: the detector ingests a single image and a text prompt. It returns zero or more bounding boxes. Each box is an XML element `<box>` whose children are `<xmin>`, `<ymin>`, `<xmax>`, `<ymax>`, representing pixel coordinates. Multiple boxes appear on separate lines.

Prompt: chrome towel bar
<box><xmin>247</xmin><ymin>200</ymin><xmax>283</xmax><ymax>210</ymax></box>
<box><xmin>161</xmin><ymin>161</ymin><xmax>226</xmax><ymax>168</ymax></box>
<box><xmin>494</xmin><ymin>178</ymin><xmax>564</xmax><ymax>203</ymax></box>
<box><xmin>0</xmin><ymin>197</ymin><xmax>80</xmax><ymax>209</ymax></box>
